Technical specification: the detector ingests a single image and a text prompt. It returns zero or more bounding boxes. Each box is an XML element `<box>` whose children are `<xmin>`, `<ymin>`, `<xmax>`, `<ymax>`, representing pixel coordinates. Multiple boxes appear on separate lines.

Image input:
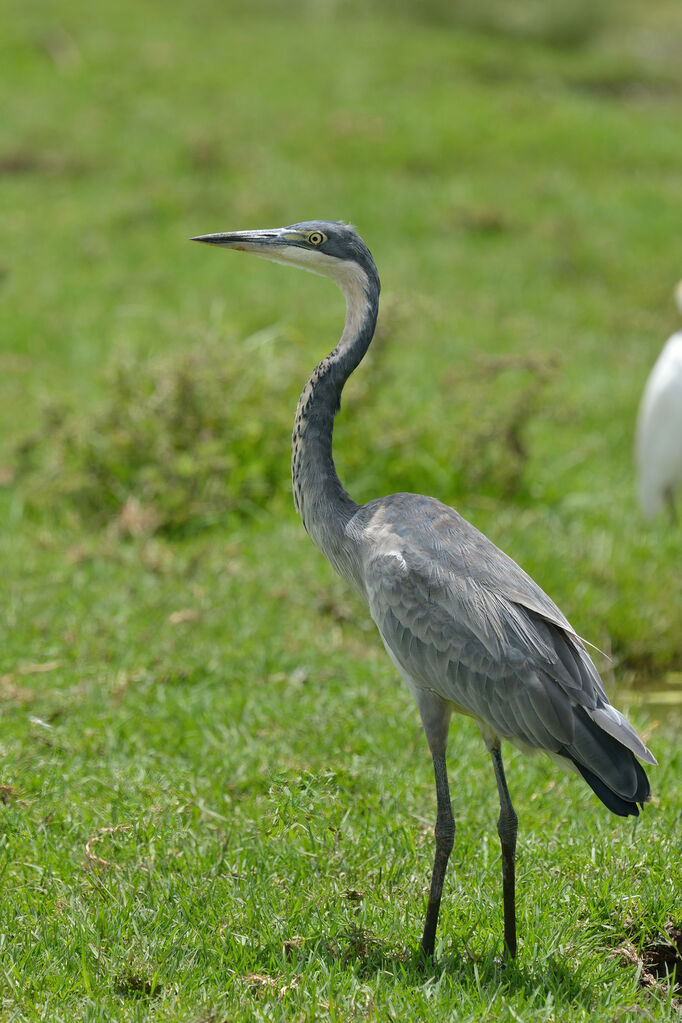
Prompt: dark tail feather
<box><xmin>570</xmin><ymin>756</ymin><xmax>650</xmax><ymax>817</ymax></box>
<box><xmin>562</xmin><ymin>705</ymin><xmax>652</xmax><ymax>816</ymax></box>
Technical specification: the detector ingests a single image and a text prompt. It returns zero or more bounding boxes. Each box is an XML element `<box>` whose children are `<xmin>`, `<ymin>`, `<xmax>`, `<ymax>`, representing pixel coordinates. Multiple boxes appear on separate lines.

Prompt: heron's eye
<box><xmin>308</xmin><ymin>232</ymin><xmax>325</xmax><ymax>246</ymax></box>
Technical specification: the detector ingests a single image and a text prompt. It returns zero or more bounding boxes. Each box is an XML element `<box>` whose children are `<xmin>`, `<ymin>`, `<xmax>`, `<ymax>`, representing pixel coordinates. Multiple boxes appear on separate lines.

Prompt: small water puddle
<box><xmin>619</xmin><ymin>670</ymin><xmax>682</xmax><ymax>718</ymax></box>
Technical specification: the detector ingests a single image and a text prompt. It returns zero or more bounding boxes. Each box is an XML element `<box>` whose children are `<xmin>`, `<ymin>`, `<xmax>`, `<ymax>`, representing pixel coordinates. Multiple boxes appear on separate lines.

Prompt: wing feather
<box><xmin>359</xmin><ymin>494</ymin><xmax>654</xmax><ymax>767</ymax></box>
<box><xmin>367</xmin><ymin>545</ymin><xmax>594</xmax><ymax>749</ymax></box>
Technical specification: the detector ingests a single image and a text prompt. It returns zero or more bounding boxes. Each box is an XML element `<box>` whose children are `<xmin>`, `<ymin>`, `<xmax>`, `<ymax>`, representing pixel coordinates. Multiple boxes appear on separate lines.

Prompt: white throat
<box><xmin>257</xmin><ymin>247</ymin><xmax>371</xmax><ymax>342</ymax></box>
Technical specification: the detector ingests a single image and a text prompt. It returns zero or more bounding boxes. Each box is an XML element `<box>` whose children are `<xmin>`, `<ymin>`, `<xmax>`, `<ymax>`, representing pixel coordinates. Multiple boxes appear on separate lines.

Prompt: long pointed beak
<box><xmin>191</xmin><ymin>229</ymin><xmax>288</xmax><ymax>252</ymax></box>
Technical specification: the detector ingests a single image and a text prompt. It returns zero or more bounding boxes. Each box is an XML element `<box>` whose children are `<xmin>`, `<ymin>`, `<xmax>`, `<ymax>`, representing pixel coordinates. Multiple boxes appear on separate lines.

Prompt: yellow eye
<box><xmin>308</xmin><ymin>232</ymin><xmax>324</xmax><ymax>246</ymax></box>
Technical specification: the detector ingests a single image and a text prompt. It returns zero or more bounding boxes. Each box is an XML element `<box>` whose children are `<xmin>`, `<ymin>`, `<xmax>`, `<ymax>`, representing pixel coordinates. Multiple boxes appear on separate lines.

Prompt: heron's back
<box><xmin>348</xmin><ymin>493</ymin><xmax>655</xmax><ymax>815</ymax></box>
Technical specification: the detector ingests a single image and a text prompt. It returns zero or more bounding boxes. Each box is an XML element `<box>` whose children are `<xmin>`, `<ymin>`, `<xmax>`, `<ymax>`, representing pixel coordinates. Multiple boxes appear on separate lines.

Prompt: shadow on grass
<box><xmin>293</xmin><ymin>928</ymin><xmax>596</xmax><ymax>1008</ymax></box>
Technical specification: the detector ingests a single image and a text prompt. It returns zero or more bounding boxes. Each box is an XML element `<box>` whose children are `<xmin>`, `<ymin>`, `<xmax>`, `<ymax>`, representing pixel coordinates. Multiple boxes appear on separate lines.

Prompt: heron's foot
<box><xmin>413</xmin><ymin>941</ymin><xmax>437</xmax><ymax>973</ymax></box>
<box><xmin>493</xmin><ymin>943</ymin><xmax>517</xmax><ymax>971</ymax></box>
<box><xmin>493</xmin><ymin>949</ymin><xmax>517</xmax><ymax>970</ymax></box>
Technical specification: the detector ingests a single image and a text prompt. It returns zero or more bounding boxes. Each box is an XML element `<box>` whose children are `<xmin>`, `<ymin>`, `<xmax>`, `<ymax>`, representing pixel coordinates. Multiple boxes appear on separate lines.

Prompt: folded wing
<box><xmin>360</xmin><ymin>495</ymin><xmax>655</xmax><ymax>815</ymax></box>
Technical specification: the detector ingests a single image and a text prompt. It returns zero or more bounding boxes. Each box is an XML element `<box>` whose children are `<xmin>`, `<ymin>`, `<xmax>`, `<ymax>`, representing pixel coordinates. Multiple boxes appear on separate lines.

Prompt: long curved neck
<box><xmin>292</xmin><ymin>260</ymin><xmax>379</xmax><ymax>569</ymax></box>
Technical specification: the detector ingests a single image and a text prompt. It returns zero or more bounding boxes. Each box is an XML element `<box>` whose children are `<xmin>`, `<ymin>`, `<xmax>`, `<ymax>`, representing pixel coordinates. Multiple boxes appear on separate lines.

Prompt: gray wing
<box><xmin>358</xmin><ymin>494</ymin><xmax>655</xmax><ymax>793</ymax></box>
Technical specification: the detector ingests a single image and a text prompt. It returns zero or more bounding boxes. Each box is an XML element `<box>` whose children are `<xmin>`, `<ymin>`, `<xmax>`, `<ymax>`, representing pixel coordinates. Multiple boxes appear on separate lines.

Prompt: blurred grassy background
<box><xmin>1</xmin><ymin>0</ymin><xmax>681</xmax><ymax>1019</ymax></box>
<box><xmin>2</xmin><ymin>0</ymin><xmax>681</xmax><ymax>668</ymax></box>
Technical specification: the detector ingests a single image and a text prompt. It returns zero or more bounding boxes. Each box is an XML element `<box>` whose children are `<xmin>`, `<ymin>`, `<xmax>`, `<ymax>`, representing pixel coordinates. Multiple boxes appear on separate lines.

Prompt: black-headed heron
<box><xmin>194</xmin><ymin>221</ymin><xmax>656</xmax><ymax>959</ymax></box>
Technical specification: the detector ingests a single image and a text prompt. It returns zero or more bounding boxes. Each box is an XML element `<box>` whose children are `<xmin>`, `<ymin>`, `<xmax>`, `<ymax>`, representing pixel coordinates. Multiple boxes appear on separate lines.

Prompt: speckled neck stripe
<box><xmin>291</xmin><ymin>259</ymin><xmax>378</xmax><ymax>531</ymax></box>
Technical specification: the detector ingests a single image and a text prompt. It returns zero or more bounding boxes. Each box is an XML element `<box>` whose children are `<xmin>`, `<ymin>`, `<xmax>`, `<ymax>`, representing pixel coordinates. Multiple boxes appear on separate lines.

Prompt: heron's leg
<box><xmin>413</xmin><ymin>690</ymin><xmax>454</xmax><ymax>959</ymax></box>
<box><xmin>489</xmin><ymin>743</ymin><xmax>518</xmax><ymax>959</ymax></box>
<box><xmin>421</xmin><ymin>751</ymin><xmax>455</xmax><ymax>958</ymax></box>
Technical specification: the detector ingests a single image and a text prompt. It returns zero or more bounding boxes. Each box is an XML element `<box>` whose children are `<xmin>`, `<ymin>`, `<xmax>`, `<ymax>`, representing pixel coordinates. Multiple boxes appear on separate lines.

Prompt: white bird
<box><xmin>636</xmin><ymin>281</ymin><xmax>682</xmax><ymax>523</ymax></box>
<box><xmin>194</xmin><ymin>221</ymin><xmax>656</xmax><ymax>960</ymax></box>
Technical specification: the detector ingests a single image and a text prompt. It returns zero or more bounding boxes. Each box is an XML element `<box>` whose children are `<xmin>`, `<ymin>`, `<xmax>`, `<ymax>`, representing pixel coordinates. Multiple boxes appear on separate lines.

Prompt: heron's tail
<box><xmin>561</xmin><ymin>706</ymin><xmax>655</xmax><ymax>817</ymax></box>
<box><xmin>570</xmin><ymin>757</ymin><xmax>650</xmax><ymax>816</ymax></box>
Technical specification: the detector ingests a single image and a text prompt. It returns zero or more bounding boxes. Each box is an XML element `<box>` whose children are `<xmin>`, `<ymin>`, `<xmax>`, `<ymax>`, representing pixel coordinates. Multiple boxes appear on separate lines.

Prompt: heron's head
<box><xmin>192</xmin><ymin>220</ymin><xmax>379</xmax><ymax>298</ymax></box>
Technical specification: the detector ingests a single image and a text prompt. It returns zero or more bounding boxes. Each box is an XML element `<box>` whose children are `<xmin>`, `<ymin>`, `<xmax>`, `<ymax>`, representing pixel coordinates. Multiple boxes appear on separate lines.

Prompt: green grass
<box><xmin>1</xmin><ymin>0</ymin><xmax>682</xmax><ymax>1019</ymax></box>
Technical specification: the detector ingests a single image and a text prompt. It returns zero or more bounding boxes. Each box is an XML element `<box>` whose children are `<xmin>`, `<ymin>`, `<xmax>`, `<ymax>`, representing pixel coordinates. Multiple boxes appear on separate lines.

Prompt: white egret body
<box><xmin>636</xmin><ymin>281</ymin><xmax>682</xmax><ymax>522</ymax></box>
